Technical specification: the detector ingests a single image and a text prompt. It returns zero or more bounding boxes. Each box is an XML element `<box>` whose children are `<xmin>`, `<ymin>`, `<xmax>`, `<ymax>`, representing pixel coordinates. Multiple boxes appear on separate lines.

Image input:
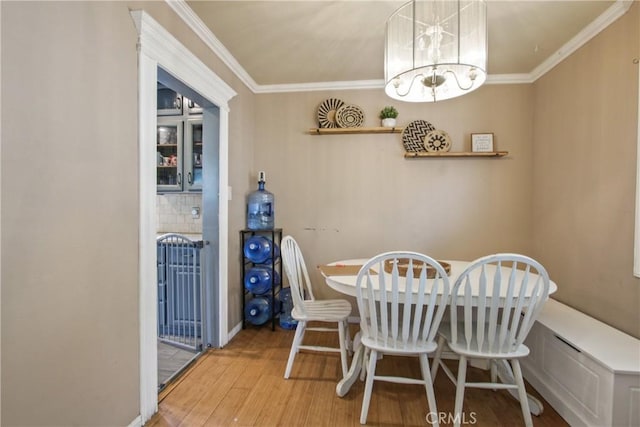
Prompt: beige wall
<box><xmin>532</xmin><ymin>2</ymin><xmax>640</xmax><ymax>338</ymax></box>
<box><xmin>1</xmin><ymin>2</ymin><xmax>140</xmax><ymax>425</ymax></box>
<box><xmin>0</xmin><ymin>1</ymin><xmax>255</xmax><ymax>425</ymax></box>
<box><xmin>254</xmin><ymin>85</ymin><xmax>535</xmax><ymax>305</ymax></box>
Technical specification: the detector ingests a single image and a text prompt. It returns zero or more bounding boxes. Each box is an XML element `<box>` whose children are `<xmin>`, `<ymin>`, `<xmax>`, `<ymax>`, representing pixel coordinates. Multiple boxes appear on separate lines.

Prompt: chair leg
<box><xmin>453</xmin><ymin>356</ymin><xmax>467</xmax><ymax>427</ymax></box>
<box><xmin>490</xmin><ymin>359</ymin><xmax>498</xmax><ymax>390</ymax></box>
<box><xmin>337</xmin><ymin>320</ymin><xmax>349</xmax><ymax>378</ymax></box>
<box><xmin>430</xmin><ymin>335</ymin><xmax>445</xmax><ymax>382</ymax></box>
<box><xmin>284</xmin><ymin>320</ymin><xmax>306</xmax><ymax>379</ymax></box>
<box><xmin>345</xmin><ymin>321</ymin><xmax>353</xmax><ymax>356</ymax></box>
<box><xmin>360</xmin><ymin>347</ymin><xmax>370</xmax><ymax>381</ymax></box>
<box><xmin>511</xmin><ymin>359</ymin><xmax>533</xmax><ymax>427</ymax></box>
<box><xmin>419</xmin><ymin>354</ymin><xmax>439</xmax><ymax>427</ymax></box>
<box><xmin>360</xmin><ymin>348</ymin><xmax>378</xmax><ymax>425</ymax></box>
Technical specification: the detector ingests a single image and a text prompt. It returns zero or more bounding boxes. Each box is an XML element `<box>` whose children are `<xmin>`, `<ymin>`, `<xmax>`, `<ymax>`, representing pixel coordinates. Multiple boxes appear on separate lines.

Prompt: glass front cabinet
<box><xmin>156</xmin><ymin>85</ymin><xmax>203</xmax><ymax>193</ymax></box>
<box><xmin>184</xmin><ymin>118</ymin><xmax>203</xmax><ymax>192</ymax></box>
<box><xmin>157</xmin><ymin>118</ymin><xmax>184</xmax><ymax>192</ymax></box>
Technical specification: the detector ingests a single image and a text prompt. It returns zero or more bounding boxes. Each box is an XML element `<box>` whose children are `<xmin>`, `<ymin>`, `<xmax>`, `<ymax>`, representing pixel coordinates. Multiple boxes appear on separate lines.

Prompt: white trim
<box><xmin>166</xmin><ymin>0</ymin><xmax>631</xmax><ymax>93</ymax></box>
<box><xmin>218</xmin><ymin>107</ymin><xmax>231</xmax><ymax>337</ymax></box>
<box><xmin>529</xmin><ymin>0</ymin><xmax>633</xmax><ymax>81</ymax></box>
<box><xmin>254</xmin><ymin>79</ymin><xmax>385</xmax><ymax>94</ymax></box>
<box><xmin>164</xmin><ymin>0</ymin><xmax>258</xmax><ymax>93</ymax></box>
<box><xmin>635</xmin><ymin>57</ymin><xmax>640</xmax><ymax>278</ymax></box>
<box><xmin>136</xmin><ymin>49</ymin><xmax>158</xmax><ymax>424</ymax></box>
<box><xmin>485</xmin><ymin>74</ymin><xmax>533</xmax><ymax>85</ymax></box>
<box><xmin>228</xmin><ymin>321</ymin><xmax>243</xmax><ymax>343</ymax></box>
<box><xmin>130</xmin><ymin>9</ymin><xmax>236</xmax><ymax>424</ymax></box>
<box><xmin>127</xmin><ymin>415</ymin><xmax>143</xmax><ymax>427</ymax></box>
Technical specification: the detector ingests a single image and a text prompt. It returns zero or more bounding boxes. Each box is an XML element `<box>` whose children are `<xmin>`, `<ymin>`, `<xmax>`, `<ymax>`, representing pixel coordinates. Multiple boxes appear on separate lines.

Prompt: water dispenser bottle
<box><xmin>279</xmin><ymin>287</ymin><xmax>298</xmax><ymax>330</ymax></box>
<box><xmin>244</xmin><ymin>266</ymin><xmax>281</xmax><ymax>295</ymax></box>
<box><xmin>243</xmin><ymin>235</ymin><xmax>280</xmax><ymax>264</ymax></box>
<box><xmin>244</xmin><ymin>297</ymin><xmax>272</xmax><ymax>326</ymax></box>
<box><xmin>247</xmin><ymin>171</ymin><xmax>275</xmax><ymax>230</ymax></box>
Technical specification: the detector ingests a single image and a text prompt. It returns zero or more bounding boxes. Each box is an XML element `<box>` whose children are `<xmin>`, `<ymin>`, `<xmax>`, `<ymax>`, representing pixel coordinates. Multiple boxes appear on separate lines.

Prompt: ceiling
<box><xmin>183</xmin><ymin>1</ymin><xmax>622</xmax><ymax>89</ymax></box>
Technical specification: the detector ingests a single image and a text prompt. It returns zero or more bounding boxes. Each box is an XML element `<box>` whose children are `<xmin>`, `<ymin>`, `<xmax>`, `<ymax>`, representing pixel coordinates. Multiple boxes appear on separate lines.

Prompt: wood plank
<box><xmin>308</xmin><ymin>126</ymin><xmax>403</xmax><ymax>135</ymax></box>
<box><xmin>404</xmin><ymin>151</ymin><xmax>509</xmax><ymax>158</ymax></box>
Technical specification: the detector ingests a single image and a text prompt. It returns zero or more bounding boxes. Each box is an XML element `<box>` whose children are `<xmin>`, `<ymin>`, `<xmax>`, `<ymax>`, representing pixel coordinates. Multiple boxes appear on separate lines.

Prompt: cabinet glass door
<box><xmin>157</xmin><ymin>84</ymin><xmax>182</xmax><ymax>116</ymax></box>
<box><xmin>157</xmin><ymin>118</ymin><xmax>183</xmax><ymax>192</ymax></box>
<box><xmin>184</xmin><ymin>118</ymin><xmax>203</xmax><ymax>192</ymax></box>
<box><xmin>185</xmin><ymin>97</ymin><xmax>203</xmax><ymax>115</ymax></box>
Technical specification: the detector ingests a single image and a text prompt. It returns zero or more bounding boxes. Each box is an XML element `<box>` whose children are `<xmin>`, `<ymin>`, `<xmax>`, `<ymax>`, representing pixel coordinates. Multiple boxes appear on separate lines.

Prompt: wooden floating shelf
<box><xmin>404</xmin><ymin>151</ymin><xmax>509</xmax><ymax>158</ymax></box>
<box><xmin>308</xmin><ymin>127</ymin><xmax>403</xmax><ymax>135</ymax></box>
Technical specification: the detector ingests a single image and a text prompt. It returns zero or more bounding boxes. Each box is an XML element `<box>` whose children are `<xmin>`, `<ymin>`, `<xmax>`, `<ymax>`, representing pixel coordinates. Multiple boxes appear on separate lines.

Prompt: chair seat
<box><xmin>438</xmin><ymin>322</ymin><xmax>531</xmax><ymax>359</ymax></box>
<box><xmin>292</xmin><ymin>299</ymin><xmax>351</xmax><ymax>322</ymax></box>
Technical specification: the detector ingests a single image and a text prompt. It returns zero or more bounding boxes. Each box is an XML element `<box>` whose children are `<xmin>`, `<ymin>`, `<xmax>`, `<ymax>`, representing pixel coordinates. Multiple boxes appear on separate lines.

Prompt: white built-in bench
<box><xmin>521</xmin><ymin>298</ymin><xmax>640</xmax><ymax>427</ymax></box>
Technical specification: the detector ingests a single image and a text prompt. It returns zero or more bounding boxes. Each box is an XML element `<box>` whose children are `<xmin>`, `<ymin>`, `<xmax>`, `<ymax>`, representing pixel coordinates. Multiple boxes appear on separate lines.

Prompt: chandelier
<box><xmin>384</xmin><ymin>0</ymin><xmax>488</xmax><ymax>102</ymax></box>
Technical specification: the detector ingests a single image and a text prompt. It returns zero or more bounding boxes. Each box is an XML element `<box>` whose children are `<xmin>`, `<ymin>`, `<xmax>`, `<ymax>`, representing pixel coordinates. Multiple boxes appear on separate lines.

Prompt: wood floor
<box><xmin>148</xmin><ymin>324</ymin><xmax>569</xmax><ymax>426</ymax></box>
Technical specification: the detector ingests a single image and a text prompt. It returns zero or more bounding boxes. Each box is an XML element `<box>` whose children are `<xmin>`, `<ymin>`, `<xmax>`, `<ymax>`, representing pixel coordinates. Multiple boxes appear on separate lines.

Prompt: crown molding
<box><xmin>486</xmin><ymin>74</ymin><xmax>534</xmax><ymax>85</ymax></box>
<box><xmin>164</xmin><ymin>0</ymin><xmax>259</xmax><ymax>92</ymax></box>
<box><xmin>254</xmin><ymin>79</ymin><xmax>386</xmax><ymax>94</ymax></box>
<box><xmin>529</xmin><ymin>0</ymin><xmax>633</xmax><ymax>81</ymax></box>
<box><xmin>166</xmin><ymin>0</ymin><xmax>632</xmax><ymax>95</ymax></box>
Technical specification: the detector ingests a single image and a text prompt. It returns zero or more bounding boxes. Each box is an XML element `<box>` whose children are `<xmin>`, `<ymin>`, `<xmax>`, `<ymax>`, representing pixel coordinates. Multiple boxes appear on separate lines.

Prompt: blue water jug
<box><xmin>244</xmin><ymin>297</ymin><xmax>272</xmax><ymax>326</ymax></box>
<box><xmin>244</xmin><ymin>266</ymin><xmax>281</xmax><ymax>295</ymax></box>
<box><xmin>243</xmin><ymin>235</ymin><xmax>280</xmax><ymax>264</ymax></box>
<box><xmin>247</xmin><ymin>171</ymin><xmax>275</xmax><ymax>230</ymax></box>
<box><xmin>279</xmin><ymin>287</ymin><xmax>298</xmax><ymax>330</ymax></box>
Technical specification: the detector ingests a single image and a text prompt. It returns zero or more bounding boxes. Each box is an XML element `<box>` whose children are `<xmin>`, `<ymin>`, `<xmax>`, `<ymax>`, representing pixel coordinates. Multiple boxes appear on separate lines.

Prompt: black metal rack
<box><xmin>240</xmin><ymin>228</ymin><xmax>283</xmax><ymax>331</ymax></box>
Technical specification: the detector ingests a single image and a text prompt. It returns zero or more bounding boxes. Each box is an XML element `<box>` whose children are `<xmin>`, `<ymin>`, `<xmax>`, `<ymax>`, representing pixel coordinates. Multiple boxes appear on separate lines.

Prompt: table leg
<box><xmin>495</xmin><ymin>360</ymin><xmax>544</xmax><ymax>415</ymax></box>
<box><xmin>336</xmin><ymin>332</ymin><xmax>363</xmax><ymax>397</ymax></box>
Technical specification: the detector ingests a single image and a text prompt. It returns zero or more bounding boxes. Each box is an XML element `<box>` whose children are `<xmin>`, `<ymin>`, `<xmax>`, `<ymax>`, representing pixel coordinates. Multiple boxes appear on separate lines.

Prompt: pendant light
<box><xmin>384</xmin><ymin>0</ymin><xmax>488</xmax><ymax>102</ymax></box>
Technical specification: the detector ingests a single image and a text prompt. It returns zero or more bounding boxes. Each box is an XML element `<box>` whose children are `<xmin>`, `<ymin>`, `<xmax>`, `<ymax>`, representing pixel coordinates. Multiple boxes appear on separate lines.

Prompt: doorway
<box><xmin>132</xmin><ymin>9</ymin><xmax>237</xmax><ymax>423</ymax></box>
<box><xmin>155</xmin><ymin>70</ymin><xmax>220</xmax><ymax>390</ymax></box>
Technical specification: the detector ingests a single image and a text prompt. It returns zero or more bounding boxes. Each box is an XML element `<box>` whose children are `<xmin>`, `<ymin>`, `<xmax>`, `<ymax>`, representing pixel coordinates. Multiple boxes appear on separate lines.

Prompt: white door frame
<box><xmin>130</xmin><ymin>10</ymin><xmax>236</xmax><ymax>423</ymax></box>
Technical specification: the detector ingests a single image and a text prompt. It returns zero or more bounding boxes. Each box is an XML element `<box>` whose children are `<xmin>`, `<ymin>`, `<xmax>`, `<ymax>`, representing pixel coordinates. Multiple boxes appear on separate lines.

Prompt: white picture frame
<box><xmin>471</xmin><ymin>133</ymin><xmax>494</xmax><ymax>152</ymax></box>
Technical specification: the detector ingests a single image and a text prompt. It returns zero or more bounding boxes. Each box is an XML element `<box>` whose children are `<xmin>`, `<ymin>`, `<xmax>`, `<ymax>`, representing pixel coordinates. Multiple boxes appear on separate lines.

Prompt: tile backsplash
<box><xmin>157</xmin><ymin>193</ymin><xmax>202</xmax><ymax>233</ymax></box>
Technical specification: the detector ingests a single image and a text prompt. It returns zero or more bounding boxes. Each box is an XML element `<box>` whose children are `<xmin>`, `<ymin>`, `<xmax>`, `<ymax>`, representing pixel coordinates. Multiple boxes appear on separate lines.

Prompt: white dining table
<box><xmin>320</xmin><ymin>258</ymin><xmax>557</xmax><ymax>415</ymax></box>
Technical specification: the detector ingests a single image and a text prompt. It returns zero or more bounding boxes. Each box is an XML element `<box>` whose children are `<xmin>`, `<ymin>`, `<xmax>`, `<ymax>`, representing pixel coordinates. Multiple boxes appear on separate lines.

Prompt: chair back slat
<box><xmin>414</xmin><ymin>266</ymin><xmax>428</xmax><ymax>343</ymax></box>
<box><xmin>281</xmin><ymin>236</ymin><xmax>316</xmax><ymax>316</ymax></box>
<box><xmin>450</xmin><ymin>253</ymin><xmax>550</xmax><ymax>355</ymax></box>
<box><xmin>391</xmin><ymin>263</ymin><xmax>400</xmax><ymax>344</ymax></box>
<box><xmin>356</xmin><ymin>252</ymin><xmax>450</xmax><ymax>352</ymax></box>
<box><xmin>497</xmin><ymin>262</ymin><xmax>516</xmax><ymax>352</ymax></box>
<box><xmin>487</xmin><ymin>264</ymin><xmax>501</xmax><ymax>351</ymax></box>
<box><xmin>367</xmin><ymin>272</ymin><xmax>379</xmax><ymax>342</ymax></box>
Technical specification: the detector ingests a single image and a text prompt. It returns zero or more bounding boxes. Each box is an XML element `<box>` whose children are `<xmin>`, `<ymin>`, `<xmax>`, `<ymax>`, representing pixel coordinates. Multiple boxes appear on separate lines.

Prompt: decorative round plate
<box><xmin>335</xmin><ymin>104</ymin><xmax>365</xmax><ymax>128</ymax></box>
<box><xmin>401</xmin><ymin>120</ymin><xmax>436</xmax><ymax>152</ymax></box>
<box><xmin>317</xmin><ymin>98</ymin><xmax>345</xmax><ymax>128</ymax></box>
<box><xmin>424</xmin><ymin>129</ymin><xmax>452</xmax><ymax>152</ymax></box>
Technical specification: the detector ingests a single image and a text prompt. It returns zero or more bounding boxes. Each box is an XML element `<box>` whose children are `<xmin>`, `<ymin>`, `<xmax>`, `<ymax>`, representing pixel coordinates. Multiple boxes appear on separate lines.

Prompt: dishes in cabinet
<box><xmin>317</xmin><ymin>98</ymin><xmax>345</xmax><ymax>128</ymax></box>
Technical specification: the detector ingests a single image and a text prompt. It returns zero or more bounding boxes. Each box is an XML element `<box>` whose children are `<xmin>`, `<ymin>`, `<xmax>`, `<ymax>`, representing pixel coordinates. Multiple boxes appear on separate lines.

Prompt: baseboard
<box><xmin>127</xmin><ymin>415</ymin><xmax>143</xmax><ymax>427</ymax></box>
<box><xmin>226</xmin><ymin>321</ymin><xmax>243</xmax><ymax>345</ymax></box>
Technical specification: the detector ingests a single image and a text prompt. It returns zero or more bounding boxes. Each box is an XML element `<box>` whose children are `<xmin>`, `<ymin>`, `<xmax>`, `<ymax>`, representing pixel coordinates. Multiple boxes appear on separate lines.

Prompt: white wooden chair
<box><xmin>281</xmin><ymin>235</ymin><xmax>352</xmax><ymax>379</ymax></box>
<box><xmin>430</xmin><ymin>253</ymin><xmax>550</xmax><ymax>427</ymax></box>
<box><xmin>356</xmin><ymin>252</ymin><xmax>450</xmax><ymax>425</ymax></box>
